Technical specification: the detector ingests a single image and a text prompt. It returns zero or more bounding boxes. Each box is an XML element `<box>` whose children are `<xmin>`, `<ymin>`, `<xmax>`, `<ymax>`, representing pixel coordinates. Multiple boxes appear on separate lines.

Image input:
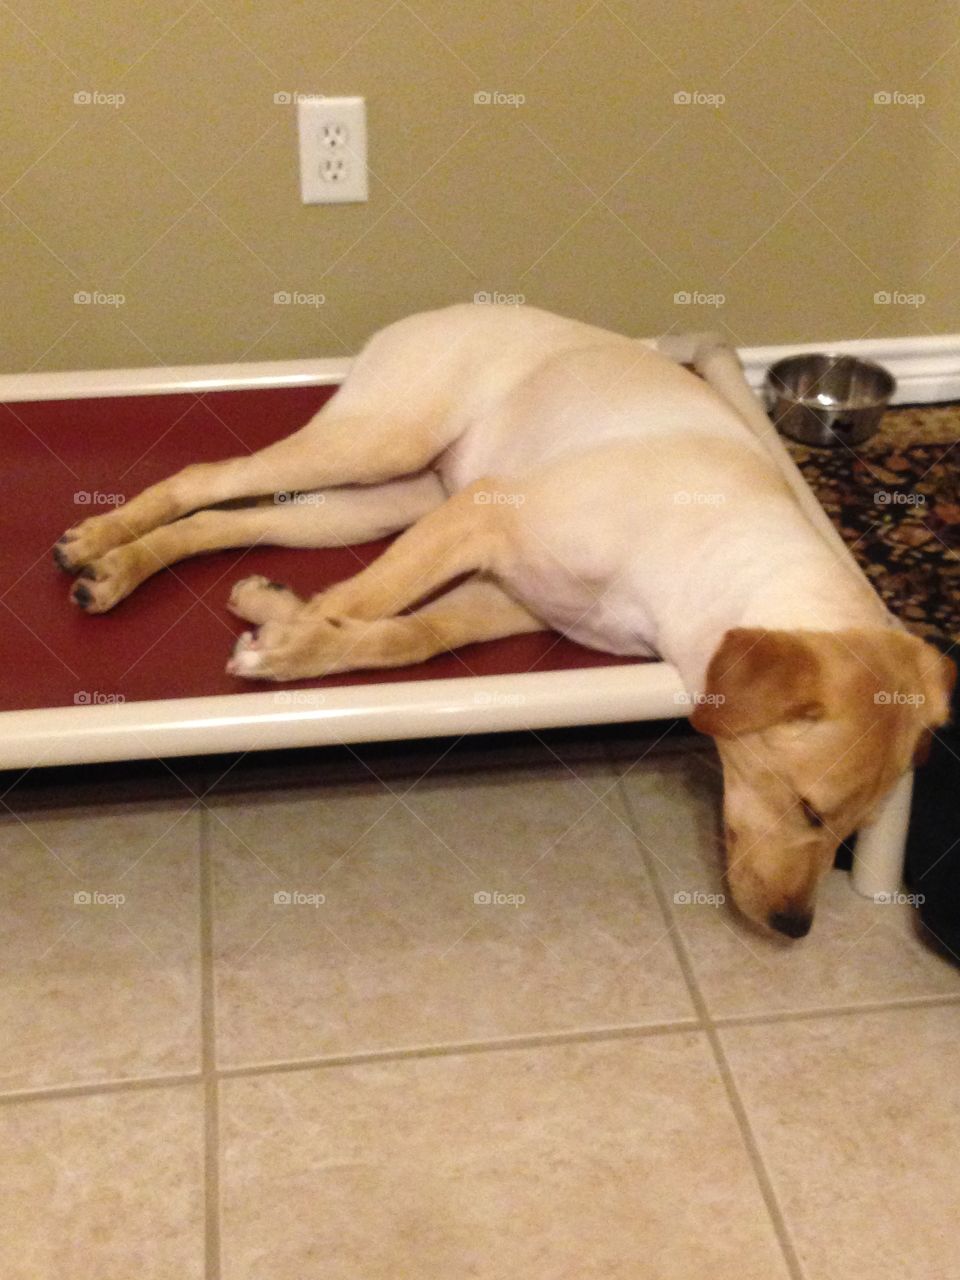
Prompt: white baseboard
<box><xmin>1</xmin><ymin>334</ymin><xmax>958</xmax><ymax>405</ymax></box>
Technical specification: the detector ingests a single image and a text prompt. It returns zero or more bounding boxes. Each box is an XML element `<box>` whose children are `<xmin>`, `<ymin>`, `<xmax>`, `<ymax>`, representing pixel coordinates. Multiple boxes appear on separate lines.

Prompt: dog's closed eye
<box><xmin>799</xmin><ymin>797</ymin><xmax>825</xmax><ymax>828</ymax></box>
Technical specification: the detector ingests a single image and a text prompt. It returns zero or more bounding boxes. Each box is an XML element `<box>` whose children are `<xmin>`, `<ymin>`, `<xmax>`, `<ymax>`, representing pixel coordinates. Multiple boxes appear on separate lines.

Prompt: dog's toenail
<box><xmin>266</xmin><ymin>581</ymin><xmax>287</xmax><ymax>591</ymax></box>
<box><xmin>73</xmin><ymin>584</ymin><xmax>93</xmax><ymax>609</ymax></box>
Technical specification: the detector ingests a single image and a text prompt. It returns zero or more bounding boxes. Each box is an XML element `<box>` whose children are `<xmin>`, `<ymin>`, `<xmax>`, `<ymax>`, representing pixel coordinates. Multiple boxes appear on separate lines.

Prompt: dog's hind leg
<box><xmin>227</xmin><ymin>578</ymin><xmax>546</xmax><ymax>681</ymax></box>
<box><xmin>69</xmin><ymin>472</ymin><xmax>445</xmax><ymax>613</ymax></box>
<box><xmin>54</xmin><ymin>396</ymin><xmax>455</xmax><ymax>574</ymax></box>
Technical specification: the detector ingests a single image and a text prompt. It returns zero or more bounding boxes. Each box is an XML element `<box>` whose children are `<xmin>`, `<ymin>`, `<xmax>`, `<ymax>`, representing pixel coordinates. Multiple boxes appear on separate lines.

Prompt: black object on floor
<box><xmin>905</xmin><ymin>639</ymin><xmax>960</xmax><ymax>962</ymax></box>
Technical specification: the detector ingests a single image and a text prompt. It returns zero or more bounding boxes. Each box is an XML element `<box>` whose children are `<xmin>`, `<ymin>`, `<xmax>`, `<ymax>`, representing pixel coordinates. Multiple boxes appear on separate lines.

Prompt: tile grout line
<box><xmin>713</xmin><ymin>990</ymin><xmax>960</xmax><ymax>1029</ymax></box>
<box><xmin>214</xmin><ymin>1017</ymin><xmax>704</xmax><ymax>1079</ymax></box>
<box><xmin>199</xmin><ymin>805</ymin><xmax>222</xmax><ymax>1280</ymax></box>
<box><xmin>613</xmin><ymin>766</ymin><xmax>807</xmax><ymax>1280</ymax></box>
<box><xmin>687</xmin><ymin>1008</ymin><xmax>807</xmax><ymax>1280</ymax></box>
<box><xmin>0</xmin><ymin>750</ymin><xmax>952</xmax><ymax>1094</ymax></box>
<box><xmin>0</xmin><ymin>1071</ymin><xmax>204</xmax><ymax>1107</ymax></box>
<box><xmin>3</xmin><ymin>985</ymin><xmax>953</xmax><ymax>1110</ymax></box>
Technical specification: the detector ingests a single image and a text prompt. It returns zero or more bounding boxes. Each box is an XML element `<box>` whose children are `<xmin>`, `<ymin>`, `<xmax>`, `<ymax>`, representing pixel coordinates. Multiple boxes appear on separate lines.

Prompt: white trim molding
<box><xmin>1</xmin><ymin>333</ymin><xmax>958</xmax><ymax>405</ymax></box>
<box><xmin>0</xmin><ymin>357</ymin><xmax>350</xmax><ymax>403</ymax></box>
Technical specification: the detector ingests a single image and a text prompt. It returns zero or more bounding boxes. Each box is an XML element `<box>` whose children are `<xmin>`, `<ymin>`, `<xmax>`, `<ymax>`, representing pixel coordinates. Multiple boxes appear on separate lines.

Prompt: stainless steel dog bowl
<box><xmin>764</xmin><ymin>352</ymin><xmax>896</xmax><ymax>446</ymax></box>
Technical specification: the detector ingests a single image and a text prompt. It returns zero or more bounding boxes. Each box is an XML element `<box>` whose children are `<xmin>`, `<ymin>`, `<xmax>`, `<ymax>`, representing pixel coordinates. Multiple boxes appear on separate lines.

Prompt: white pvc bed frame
<box><xmin>0</xmin><ymin>335</ymin><xmax>910</xmax><ymax>900</ymax></box>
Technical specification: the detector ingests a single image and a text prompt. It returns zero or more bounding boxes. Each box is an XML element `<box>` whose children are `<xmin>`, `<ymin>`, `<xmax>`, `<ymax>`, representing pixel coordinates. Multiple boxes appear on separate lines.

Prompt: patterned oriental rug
<box><xmin>785</xmin><ymin>402</ymin><xmax>960</xmax><ymax>646</ymax></box>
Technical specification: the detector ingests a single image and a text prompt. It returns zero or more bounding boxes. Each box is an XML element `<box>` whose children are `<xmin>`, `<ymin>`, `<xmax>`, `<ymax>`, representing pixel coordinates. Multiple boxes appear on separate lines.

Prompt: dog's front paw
<box><xmin>227</xmin><ymin>575</ymin><xmax>303</xmax><ymax>625</ymax></box>
<box><xmin>225</xmin><ymin>617</ymin><xmax>352</xmax><ymax>681</ymax></box>
<box><xmin>225</xmin><ymin>630</ymin><xmax>268</xmax><ymax>678</ymax></box>
<box><xmin>69</xmin><ymin>546</ymin><xmax>148</xmax><ymax>613</ymax></box>
<box><xmin>54</xmin><ymin>513</ymin><xmax>133</xmax><ymax>574</ymax></box>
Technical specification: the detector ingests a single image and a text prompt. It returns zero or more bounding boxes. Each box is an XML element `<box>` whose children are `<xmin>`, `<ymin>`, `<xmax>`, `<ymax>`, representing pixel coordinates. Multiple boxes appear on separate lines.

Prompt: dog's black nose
<box><xmin>768</xmin><ymin>910</ymin><xmax>812</xmax><ymax>939</ymax></box>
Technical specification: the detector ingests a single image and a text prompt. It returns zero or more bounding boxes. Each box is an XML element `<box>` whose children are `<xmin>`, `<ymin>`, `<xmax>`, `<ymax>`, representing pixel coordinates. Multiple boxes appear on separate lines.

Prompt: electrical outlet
<box><xmin>297</xmin><ymin>96</ymin><xmax>368</xmax><ymax>204</ymax></box>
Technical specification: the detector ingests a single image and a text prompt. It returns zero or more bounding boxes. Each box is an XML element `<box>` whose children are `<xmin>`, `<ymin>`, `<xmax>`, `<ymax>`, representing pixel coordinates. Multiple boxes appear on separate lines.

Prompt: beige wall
<box><xmin>2</xmin><ymin>0</ymin><xmax>959</xmax><ymax>373</ymax></box>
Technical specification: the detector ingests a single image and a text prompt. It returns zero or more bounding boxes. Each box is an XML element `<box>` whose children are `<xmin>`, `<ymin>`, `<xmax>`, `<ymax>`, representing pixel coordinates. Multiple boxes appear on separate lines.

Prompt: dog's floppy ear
<box><xmin>691</xmin><ymin>628</ymin><xmax>825</xmax><ymax>738</ymax></box>
<box><xmin>912</xmin><ymin>647</ymin><xmax>956</xmax><ymax>764</ymax></box>
<box><xmin>918</xmin><ymin>646</ymin><xmax>956</xmax><ymax>728</ymax></box>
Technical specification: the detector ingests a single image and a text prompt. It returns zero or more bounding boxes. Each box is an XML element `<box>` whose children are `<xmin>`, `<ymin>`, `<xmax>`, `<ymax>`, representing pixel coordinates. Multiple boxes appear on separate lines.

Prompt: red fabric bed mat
<box><xmin>0</xmin><ymin>385</ymin><xmax>641</xmax><ymax>714</ymax></box>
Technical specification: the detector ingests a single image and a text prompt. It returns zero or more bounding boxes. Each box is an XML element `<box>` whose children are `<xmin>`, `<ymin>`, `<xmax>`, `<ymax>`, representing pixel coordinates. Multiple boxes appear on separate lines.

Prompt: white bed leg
<box><xmin>851</xmin><ymin>769</ymin><xmax>914</xmax><ymax>899</ymax></box>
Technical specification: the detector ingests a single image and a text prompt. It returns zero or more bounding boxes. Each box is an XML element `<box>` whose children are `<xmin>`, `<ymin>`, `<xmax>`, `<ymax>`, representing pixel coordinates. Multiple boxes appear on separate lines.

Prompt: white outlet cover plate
<box><xmin>297</xmin><ymin>95</ymin><xmax>369</xmax><ymax>204</ymax></box>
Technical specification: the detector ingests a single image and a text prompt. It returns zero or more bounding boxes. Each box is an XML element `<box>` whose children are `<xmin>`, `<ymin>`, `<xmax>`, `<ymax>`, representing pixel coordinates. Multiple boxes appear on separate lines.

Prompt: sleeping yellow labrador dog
<box><xmin>54</xmin><ymin>305</ymin><xmax>954</xmax><ymax>938</ymax></box>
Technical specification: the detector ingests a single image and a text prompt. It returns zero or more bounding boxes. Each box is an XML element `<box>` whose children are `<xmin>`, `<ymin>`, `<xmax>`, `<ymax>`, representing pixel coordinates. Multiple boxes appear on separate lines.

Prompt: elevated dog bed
<box><xmin>0</xmin><ymin>336</ymin><xmax>911</xmax><ymax>898</ymax></box>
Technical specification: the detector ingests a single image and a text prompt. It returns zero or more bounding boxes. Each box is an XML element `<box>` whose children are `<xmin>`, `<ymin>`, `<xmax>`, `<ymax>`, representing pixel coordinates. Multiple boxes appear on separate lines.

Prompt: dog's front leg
<box><xmin>227</xmin><ymin>578</ymin><xmax>544</xmax><ymax>680</ymax></box>
<box><xmin>301</xmin><ymin>479</ymin><xmax>512</xmax><ymax>623</ymax></box>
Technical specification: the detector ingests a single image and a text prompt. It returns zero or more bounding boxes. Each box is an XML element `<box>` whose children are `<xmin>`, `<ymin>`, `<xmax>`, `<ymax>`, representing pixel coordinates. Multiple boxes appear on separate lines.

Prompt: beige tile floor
<box><xmin>1</xmin><ymin>732</ymin><xmax>958</xmax><ymax>1280</ymax></box>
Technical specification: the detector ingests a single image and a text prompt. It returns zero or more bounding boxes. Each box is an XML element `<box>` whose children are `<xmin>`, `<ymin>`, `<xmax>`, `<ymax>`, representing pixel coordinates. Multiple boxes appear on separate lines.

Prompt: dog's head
<box><xmin>691</xmin><ymin>627</ymin><xmax>955</xmax><ymax>938</ymax></box>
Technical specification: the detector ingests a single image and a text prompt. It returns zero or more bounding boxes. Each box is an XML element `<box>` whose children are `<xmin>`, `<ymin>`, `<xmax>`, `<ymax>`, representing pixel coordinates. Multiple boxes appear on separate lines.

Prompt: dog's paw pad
<box><xmin>226</xmin><ymin>631</ymin><xmax>264</xmax><ymax>677</ymax></box>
